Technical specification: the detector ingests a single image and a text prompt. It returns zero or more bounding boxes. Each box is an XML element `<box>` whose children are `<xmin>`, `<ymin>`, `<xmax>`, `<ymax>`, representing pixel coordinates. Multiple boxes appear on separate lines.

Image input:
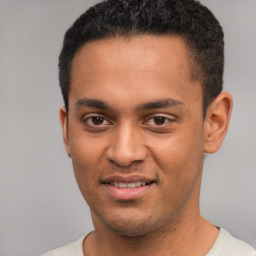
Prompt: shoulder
<box><xmin>42</xmin><ymin>236</ymin><xmax>86</xmax><ymax>256</ymax></box>
<box><xmin>207</xmin><ymin>228</ymin><xmax>256</xmax><ymax>256</ymax></box>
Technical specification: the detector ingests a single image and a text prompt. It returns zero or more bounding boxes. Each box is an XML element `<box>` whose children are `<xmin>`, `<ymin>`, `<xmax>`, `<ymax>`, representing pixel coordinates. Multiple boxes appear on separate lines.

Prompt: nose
<box><xmin>106</xmin><ymin>123</ymin><xmax>147</xmax><ymax>167</ymax></box>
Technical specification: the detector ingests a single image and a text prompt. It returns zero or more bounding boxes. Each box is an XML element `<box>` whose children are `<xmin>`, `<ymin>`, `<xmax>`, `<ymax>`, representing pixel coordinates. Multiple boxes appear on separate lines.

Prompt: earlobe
<box><xmin>204</xmin><ymin>92</ymin><xmax>233</xmax><ymax>154</ymax></box>
<box><xmin>59</xmin><ymin>106</ymin><xmax>71</xmax><ymax>157</ymax></box>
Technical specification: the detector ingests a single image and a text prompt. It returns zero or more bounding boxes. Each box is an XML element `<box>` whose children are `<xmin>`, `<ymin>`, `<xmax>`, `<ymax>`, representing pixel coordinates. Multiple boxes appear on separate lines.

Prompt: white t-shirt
<box><xmin>43</xmin><ymin>228</ymin><xmax>256</xmax><ymax>256</ymax></box>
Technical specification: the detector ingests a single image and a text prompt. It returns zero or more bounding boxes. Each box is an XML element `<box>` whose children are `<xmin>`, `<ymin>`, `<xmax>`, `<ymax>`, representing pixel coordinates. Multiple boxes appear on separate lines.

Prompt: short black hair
<box><xmin>59</xmin><ymin>0</ymin><xmax>224</xmax><ymax>116</ymax></box>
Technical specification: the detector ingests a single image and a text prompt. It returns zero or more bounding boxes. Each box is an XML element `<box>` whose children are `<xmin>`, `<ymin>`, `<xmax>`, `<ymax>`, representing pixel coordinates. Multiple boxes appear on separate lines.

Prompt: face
<box><xmin>61</xmin><ymin>35</ymin><xmax>208</xmax><ymax>236</ymax></box>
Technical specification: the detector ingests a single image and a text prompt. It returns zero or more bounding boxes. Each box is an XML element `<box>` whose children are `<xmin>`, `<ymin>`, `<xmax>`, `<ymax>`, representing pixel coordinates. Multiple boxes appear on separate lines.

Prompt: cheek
<box><xmin>70</xmin><ymin>148</ymin><xmax>103</xmax><ymax>209</ymax></box>
<box><xmin>68</xmin><ymin>132</ymin><xmax>106</xmax><ymax>192</ymax></box>
<box><xmin>150</xmin><ymin>127</ymin><xmax>204</xmax><ymax>189</ymax></box>
<box><xmin>69</xmin><ymin>128</ymin><xmax>105</xmax><ymax>167</ymax></box>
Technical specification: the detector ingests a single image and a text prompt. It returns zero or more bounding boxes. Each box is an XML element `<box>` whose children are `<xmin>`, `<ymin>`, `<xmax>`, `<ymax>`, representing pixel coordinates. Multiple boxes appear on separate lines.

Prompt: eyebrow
<box><xmin>137</xmin><ymin>98</ymin><xmax>184</xmax><ymax>110</ymax></box>
<box><xmin>76</xmin><ymin>98</ymin><xmax>111</xmax><ymax>109</ymax></box>
<box><xmin>75</xmin><ymin>97</ymin><xmax>184</xmax><ymax>111</ymax></box>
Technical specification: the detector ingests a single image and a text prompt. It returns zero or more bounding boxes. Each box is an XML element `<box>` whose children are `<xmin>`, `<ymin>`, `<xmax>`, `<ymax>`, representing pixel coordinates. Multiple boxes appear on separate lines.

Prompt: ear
<box><xmin>204</xmin><ymin>92</ymin><xmax>233</xmax><ymax>154</ymax></box>
<box><xmin>60</xmin><ymin>106</ymin><xmax>71</xmax><ymax>157</ymax></box>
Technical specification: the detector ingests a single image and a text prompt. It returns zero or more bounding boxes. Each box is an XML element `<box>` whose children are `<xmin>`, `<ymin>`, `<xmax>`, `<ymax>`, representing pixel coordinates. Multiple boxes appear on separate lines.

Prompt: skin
<box><xmin>60</xmin><ymin>35</ymin><xmax>233</xmax><ymax>256</ymax></box>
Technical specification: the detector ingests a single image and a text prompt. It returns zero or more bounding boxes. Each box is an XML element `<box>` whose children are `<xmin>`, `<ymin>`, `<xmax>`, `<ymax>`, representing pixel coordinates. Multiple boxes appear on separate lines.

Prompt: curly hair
<box><xmin>59</xmin><ymin>0</ymin><xmax>224</xmax><ymax>116</ymax></box>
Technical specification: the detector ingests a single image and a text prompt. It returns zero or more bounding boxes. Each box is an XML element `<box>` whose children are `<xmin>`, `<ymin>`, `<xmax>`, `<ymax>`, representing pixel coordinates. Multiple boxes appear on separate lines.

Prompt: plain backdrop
<box><xmin>0</xmin><ymin>0</ymin><xmax>255</xmax><ymax>255</ymax></box>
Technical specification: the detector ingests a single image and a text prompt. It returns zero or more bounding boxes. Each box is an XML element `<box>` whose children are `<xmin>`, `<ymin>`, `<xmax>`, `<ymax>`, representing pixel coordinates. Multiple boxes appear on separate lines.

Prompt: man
<box><xmin>43</xmin><ymin>0</ymin><xmax>255</xmax><ymax>255</ymax></box>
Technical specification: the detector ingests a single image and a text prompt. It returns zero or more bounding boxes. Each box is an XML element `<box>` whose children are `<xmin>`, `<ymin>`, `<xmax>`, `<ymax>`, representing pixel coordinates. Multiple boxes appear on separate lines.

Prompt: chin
<box><xmin>95</xmin><ymin>209</ymin><xmax>166</xmax><ymax>237</ymax></box>
<box><xmin>105</xmin><ymin>219</ymin><xmax>155</xmax><ymax>237</ymax></box>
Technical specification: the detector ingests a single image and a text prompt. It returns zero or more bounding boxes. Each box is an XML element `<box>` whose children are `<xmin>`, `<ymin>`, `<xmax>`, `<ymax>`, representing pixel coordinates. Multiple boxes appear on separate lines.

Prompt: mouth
<box><xmin>103</xmin><ymin>181</ymin><xmax>154</xmax><ymax>189</ymax></box>
<box><xmin>101</xmin><ymin>175</ymin><xmax>156</xmax><ymax>201</ymax></box>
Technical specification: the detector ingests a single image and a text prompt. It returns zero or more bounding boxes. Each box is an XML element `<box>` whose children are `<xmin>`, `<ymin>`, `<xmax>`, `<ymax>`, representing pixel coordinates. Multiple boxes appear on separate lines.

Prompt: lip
<box><xmin>102</xmin><ymin>175</ymin><xmax>155</xmax><ymax>201</ymax></box>
<box><xmin>101</xmin><ymin>175</ymin><xmax>154</xmax><ymax>184</ymax></box>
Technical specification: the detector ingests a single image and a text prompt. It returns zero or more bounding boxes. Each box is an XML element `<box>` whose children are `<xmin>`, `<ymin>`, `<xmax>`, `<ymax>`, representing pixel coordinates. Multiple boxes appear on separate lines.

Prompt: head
<box><xmin>59</xmin><ymin>0</ymin><xmax>224</xmax><ymax>117</ymax></box>
<box><xmin>59</xmin><ymin>0</ymin><xmax>232</xmax><ymax>237</ymax></box>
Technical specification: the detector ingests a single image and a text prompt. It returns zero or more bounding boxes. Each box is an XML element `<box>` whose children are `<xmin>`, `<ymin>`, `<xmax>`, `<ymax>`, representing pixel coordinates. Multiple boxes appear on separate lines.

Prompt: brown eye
<box><xmin>91</xmin><ymin>116</ymin><xmax>104</xmax><ymax>125</ymax></box>
<box><xmin>153</xmin><ymin>117</ymin><xmax>167</xmax><ymax>125</ymax></box>
<box><xmin>84</xmin><ymin>115</ymin><xmax>112</xmax><ymax>128</ymax></box>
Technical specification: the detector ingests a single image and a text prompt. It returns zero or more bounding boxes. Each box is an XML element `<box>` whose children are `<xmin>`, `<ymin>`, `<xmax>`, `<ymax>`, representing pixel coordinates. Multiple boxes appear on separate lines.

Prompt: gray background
<box><xmin>0</xmin><ymin>0</ymin><xmax>255</xmax><ymax>255</ymax></box>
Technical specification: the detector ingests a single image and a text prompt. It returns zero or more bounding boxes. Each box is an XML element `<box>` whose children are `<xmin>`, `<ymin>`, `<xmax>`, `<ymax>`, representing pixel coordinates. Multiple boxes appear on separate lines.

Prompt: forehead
<box><xmin>71</xmin><ymin>35</ymin><xmax>191</xmax><ymax>80</ymax></box>
<box><xmin>70</xmin><ymin>35</ymin><xmax>202</xmax><ymax>111</ymax></box>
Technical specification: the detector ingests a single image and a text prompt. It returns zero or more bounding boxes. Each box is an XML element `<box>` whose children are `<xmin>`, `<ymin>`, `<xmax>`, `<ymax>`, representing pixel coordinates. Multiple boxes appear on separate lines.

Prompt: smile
<box><xmin>102</xmin><ymin>175</ymin><xmax>155</xmax><ymax>200</ymax></box>
<box><xmin>109</xmin><ymin>181</ymin><xmax>151</xmax><ymax>189</ymax></box>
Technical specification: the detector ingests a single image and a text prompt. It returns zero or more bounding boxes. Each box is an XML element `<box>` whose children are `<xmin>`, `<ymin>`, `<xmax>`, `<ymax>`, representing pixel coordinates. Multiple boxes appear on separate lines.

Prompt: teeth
<box><xmin>127</xmin><ymin>183</ymin><xmax>136</xmax><ymax>188</ymax></box>
<box><xmin>111</xmin><ymin>181</ymin><xmax>148</xmax><ymax>188</ymax></box>
<box><xmin>119</xmin><ymin>183</ymin><xmax>126</xmax><ymax>188</ymax></box>
<box><xmin>137</xmin><ymin>182</ymin><xmax>146</xmax><ymax>186</ymax></box>
<box><xmin>114</xmin><ymin>182</ymin><xmax>119</xmax><ymax>187</ymax></box>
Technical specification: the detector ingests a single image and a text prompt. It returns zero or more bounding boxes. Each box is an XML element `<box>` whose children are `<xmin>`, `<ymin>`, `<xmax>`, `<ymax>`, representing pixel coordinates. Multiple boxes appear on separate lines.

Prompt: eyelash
<box><xmin>82</xmin><ymin>114</ymin><xmax>176</xmax><ymax>131</ymax></box>
<box><xmin>144</xmin><ymin>116</ymin><xmax>175</xmax><ymax>126</ymax></box>
<box><xmin>83</xmin><ymin>115</ymin><xmax>112</xmax><ymax>127</ymax></box>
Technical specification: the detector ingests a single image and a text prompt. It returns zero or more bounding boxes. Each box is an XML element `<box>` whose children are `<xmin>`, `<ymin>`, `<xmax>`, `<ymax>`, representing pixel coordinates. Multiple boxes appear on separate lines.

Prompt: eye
<box><xmin>146</xmin><ymin>116</ymin><xmax>173</xmax><ymax>126</ymax></box>
<box><xmin>152</xmin><ymin>116</ymin><xmax>167</xmax><ymax>126</ymax></box>
<box><xmin>144</xmin><ymin>115</ymin><xmax>175</xmax><ymax>129</ymax></box>
<box><xmin>83</xmin><ymin>115</ymin><xmax>112</xmax><ymax>127</ymax></box>
<box><xmin>89</xmin><ymin>116</ymin><xmax>104</xmax><ymax>125</ymax></box>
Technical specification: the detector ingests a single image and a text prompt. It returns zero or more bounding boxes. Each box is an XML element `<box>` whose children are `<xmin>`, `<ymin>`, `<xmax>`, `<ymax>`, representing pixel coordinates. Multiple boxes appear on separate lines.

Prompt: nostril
<box><xmin>107</xmin><ymin>158</ymin><xmax>144</xmax><ymax>168</ymax></box>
